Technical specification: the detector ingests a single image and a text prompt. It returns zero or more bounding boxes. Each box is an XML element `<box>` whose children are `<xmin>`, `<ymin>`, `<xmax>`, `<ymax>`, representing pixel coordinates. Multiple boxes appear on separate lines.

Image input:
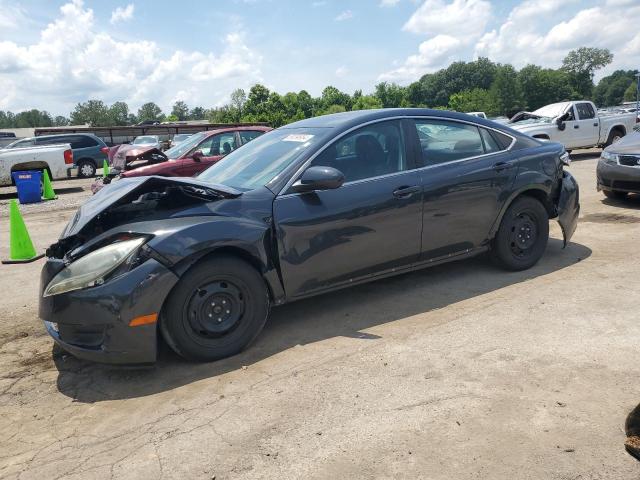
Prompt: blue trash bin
<box><xmin>12</xmin><ymin>170</ymin><xmax>42</xmax><ymax>204</ymax></box>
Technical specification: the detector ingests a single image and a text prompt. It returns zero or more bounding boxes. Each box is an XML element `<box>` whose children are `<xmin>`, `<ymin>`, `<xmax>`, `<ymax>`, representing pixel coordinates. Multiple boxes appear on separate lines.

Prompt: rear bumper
<box><xmin>597</xmin><ymin>159</ymin><xmax>640</xmax><ymax>193</ymax></box>
<box><xmin>39</xmin><ymin>257</ymin><xmax>179</xmax><ymax>365</ymax></box>
<box><xmin>67</xmin><ymin>167</ymin><xmax>77</xmax><ymax>178</ymax></box>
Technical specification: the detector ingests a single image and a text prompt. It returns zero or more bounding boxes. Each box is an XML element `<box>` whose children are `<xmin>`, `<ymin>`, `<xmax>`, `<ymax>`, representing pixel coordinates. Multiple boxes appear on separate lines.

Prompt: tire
<box><xmin>603</xmin><ymin>189</ymin><xmax>627</xmax><ymax>200</ymax></box>
<box><xmin>605</xmin><ymin>129</ymin><xmax>624</xmax><ymax>147</ymax></box>
<box><xmin>77</xmin><ymin>160</ymin><xmax>97</xmax><ymax>178</ymax></box>
<box><xmin>490</xmin><ymin>196</ymin><xmax>549</xmax><ymax>271</ymax></box>
<box><xmin>160</xmin><ymin>255</ymin><xmax>269</xmax><ymax>362</ymax></box>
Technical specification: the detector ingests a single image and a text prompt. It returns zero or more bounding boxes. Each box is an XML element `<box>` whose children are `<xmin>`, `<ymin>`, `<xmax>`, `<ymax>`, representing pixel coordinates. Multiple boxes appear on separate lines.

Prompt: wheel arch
<box><xmin>76</xmin><ymin>157</ymin><xmax>97</xmax><ymax>166</ymax></box>
<box><xmin>488</xmin><ymin>185</ymin><xmax>554</xmax><ymax>240</ymax></box>
<box><xmin>9</xmin><ymin>162</ymin><xmax>52</xmax><ymax>185</ymax></box>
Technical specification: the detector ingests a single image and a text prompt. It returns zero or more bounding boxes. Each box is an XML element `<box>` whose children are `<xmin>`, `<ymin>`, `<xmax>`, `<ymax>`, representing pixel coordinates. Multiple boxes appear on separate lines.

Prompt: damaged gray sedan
<box><xmin>38</xmin><ymin>109</ymin><xmax>580</xmax><ymax>365</ymax></box>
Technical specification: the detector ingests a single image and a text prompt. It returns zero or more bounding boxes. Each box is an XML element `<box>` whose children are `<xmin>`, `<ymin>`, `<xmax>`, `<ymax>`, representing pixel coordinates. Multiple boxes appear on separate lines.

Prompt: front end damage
<box><xmin>39</xmin><ymin>176</ymin><xmax>242</xmax><ymax>364</ymax></box>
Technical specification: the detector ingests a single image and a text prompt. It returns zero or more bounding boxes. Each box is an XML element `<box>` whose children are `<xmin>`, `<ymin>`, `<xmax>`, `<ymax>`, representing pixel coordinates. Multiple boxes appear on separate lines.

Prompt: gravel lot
<box><xmin>1</xmin><ymin>152</ymin><xmax>639</xmax><ymax>479</ymax></box>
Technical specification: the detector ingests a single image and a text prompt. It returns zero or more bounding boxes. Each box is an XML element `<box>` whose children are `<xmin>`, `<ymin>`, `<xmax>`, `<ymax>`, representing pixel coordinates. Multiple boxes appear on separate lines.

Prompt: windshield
<box><xmin>197</xmin><ymin>128</ymin><xmax>328</xmax><ymax>191</ymax></box>
<box><xmin>533</xmin><ymin>102</ymin><xmax>570</xmax><ymax>119</ymax></box>
<box><xmin>133</xmin><ymin>136</ymin><xmax>157</xmax><ymax>144</ymax></box>
<box><xmin>164</xmin><ymin>131</ymin><xmax>206</xmax><ymax>159</ymax></box>
<box><xmin>174</xmin><ymin>134</ymin><xmax>191</xmax><ymax>142</ymax></box>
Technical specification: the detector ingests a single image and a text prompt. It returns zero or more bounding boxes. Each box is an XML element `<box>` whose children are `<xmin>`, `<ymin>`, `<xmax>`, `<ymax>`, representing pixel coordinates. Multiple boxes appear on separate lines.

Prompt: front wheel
<box><xmin>160</xmin><ymin>255</ymin><xmax>269</xmax><ymax>362</ymax></box>
<box><xmin>490</xmin><ymin>196</ymin><xmax>549</xmax><ymax>271</ymax></box>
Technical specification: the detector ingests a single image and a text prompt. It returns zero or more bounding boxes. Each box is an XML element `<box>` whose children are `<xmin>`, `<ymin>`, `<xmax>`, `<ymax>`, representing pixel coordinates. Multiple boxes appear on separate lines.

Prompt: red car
<box><xmin>119</xmin><ymin>126</ymin><xmax>271</xmax><ymax>178</ymax></box>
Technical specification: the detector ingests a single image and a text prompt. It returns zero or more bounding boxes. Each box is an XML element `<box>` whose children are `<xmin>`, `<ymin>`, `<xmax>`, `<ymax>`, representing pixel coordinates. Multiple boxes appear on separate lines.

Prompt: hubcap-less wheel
<box><xmin>187</xmin><ymin>281</ymin><xmax>245</xmax><ymax>338</ymax></box>
<box><xmin>510</xmin><ymin>212</ymin><xmax>538</xmax><ymax>257</ymax></box>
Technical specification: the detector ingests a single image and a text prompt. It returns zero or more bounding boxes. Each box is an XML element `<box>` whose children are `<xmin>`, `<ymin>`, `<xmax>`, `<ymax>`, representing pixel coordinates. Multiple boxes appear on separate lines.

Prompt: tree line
<box><xmin>0</xmin><ymin>47</ymin><xmax>637</xmax><ymax>130</ymax></box>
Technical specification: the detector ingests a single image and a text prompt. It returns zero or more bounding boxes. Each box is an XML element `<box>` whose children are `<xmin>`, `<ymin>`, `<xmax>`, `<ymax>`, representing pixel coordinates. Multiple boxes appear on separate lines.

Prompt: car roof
<box><xmin>281</xmin><ymin>108</ymin><xmax>508</xmax><ymax>132</ymax></box>
<box><xmin>200</xmin><ymin>125</ymin><xmax>272</xmax><ymax>138</ymax></box>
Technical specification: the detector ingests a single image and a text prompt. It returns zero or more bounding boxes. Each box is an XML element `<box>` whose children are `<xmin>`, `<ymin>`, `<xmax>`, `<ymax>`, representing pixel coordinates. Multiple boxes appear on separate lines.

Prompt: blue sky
<box><xmin>0</xmin><ymin>0</ymin><xmax>638</xmax><ymax>115</ymax></box>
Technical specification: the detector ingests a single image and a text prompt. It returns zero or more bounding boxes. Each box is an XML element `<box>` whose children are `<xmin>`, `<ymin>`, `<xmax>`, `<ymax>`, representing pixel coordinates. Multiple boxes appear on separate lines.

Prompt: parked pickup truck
<box><xmin>508</xmin><ymin>100</ymin><xmax>637</xmax><ymax>150</ymax></box>
<box><xmin>0</xmin><ymin>144</ymin><xmax>74</xmax><ymax>187</ymax></box>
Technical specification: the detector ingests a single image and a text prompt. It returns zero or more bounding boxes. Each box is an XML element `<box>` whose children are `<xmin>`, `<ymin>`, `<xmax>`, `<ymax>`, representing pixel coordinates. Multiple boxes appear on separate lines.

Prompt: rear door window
<box><xmin>239</xmin><ymin>130</ymin><xmax>265</xmax><ymax>145</ymax></box>
<box><xmin>576</xmin><ymin>103</ymin><xmax>595</xmax><ymax>120</ymax></box>
<box><xmin>413</xmin><ymin>120</ymin><xmax>487</xmax><ymax>165</ymax></box>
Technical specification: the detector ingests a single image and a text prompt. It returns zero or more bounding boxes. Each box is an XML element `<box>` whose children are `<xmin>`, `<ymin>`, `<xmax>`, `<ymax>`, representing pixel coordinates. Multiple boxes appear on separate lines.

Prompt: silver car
<box><xmin>597</xmin><ymin>129</ymin><xmax>640</xmax><ymax>199</ymax></box>
<box><xmin>132</xmin><ymin>135</ymin><xmax>162</xmax><ymax>150</ymax></box>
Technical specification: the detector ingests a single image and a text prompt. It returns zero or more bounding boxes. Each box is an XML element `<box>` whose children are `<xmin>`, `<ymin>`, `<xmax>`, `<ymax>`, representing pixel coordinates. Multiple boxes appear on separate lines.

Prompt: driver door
<box><xmin>273</xmin><ymin>119</ymin><xmax>423</xmax><ymax>299</ymax></box>
<box><xmin>177</xmin><ymin>132</ymin><xmax>238</xmax><ymax>176</ymax></box>
<box><xmin>554</xmin><ymin>105</ymin><xmax>581</xmax><ymax>149</ymax></box>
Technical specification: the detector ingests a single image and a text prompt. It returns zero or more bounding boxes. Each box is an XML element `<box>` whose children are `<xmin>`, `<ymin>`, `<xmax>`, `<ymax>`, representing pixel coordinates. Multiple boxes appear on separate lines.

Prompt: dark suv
<box><xmin>8</xmin><ymin>133</ymin><xmax>108</xmax><ymax>177</ymax></box>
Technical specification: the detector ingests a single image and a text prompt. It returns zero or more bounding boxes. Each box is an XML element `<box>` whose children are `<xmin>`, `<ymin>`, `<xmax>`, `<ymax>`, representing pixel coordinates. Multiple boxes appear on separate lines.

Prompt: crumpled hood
<box><xmin>61</xmin><ymin>176</ymin><xmax>242</xmax><ymax>239</ymax></box>
<box><xmin>605</xmin><ymin>131</ymin><xmax>640</xmax><ymax>155</ymax></box>
<box><xmin>110</xmin><ymin>144</ymin><xmax>167</xmax><ymax>170</ymax></box>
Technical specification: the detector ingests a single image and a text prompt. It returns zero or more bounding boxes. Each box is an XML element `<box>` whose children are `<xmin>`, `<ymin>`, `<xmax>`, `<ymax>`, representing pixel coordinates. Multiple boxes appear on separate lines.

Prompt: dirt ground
<box><xmin>1</xmin><ymin>152</ymin><xmax>639</xmax><ymax>479</ymax></box>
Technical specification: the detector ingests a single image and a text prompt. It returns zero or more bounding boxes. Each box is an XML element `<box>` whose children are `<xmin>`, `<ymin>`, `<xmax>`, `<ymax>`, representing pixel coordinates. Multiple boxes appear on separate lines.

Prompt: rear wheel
<box><xmin>77</xmin><ymin>160</ymin><xmax>97</xmax><ymax>178</ymax></box>
<box><xmin>490</xmin><ymin>196</ymin><xmax>549</xmax><ymax>271</ymax></box>
<box><xmin>603</xmin><ymin>189</ymin><xmax>627</xmax><ymax>200</ymax></box>
<box><xmin>160</xmin><ymin>255</ymin><xmax>269</xmax><ymax>362</ymax></box>
<box><xmin>605</xmin><ymin>129</ymin><xmax>624</xmax><ymax>147</ymax></box>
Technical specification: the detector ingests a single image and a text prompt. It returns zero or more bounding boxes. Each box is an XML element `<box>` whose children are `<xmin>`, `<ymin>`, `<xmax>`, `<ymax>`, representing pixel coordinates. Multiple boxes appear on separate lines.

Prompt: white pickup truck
<box><xmin>508</xmin><ymin>100</ymin><xmax>637</xmax><ymax>150</ymax></box>
<box><xmin>0</xmin><ymin>144</ymin><xmax>74</xmax><ymax>187</ymax></box>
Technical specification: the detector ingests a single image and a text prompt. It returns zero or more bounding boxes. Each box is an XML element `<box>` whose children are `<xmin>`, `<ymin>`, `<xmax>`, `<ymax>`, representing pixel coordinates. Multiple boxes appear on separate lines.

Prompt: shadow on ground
<box><xmin>54</xmin><ymin>238</ymin><xmax>592</xmax><ymax>403</ymax></box>
<box><xmin>600</xmin><ymin>193</ymin><xmax>640</xmax><ymax>210</ymax></box>
<box><xmin>0</xmin><ymin>186</ymin><xmax>84</xmax><ymax>201</ymax></box>
<box><xmin>568</xmin><ymin>150</ymin><xmax>601</xmax><ymax>162</ymax></box>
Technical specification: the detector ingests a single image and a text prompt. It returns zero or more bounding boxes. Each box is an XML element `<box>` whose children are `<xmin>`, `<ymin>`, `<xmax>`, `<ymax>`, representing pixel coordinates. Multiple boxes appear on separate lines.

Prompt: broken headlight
<box><xmin>601</xmin><ymin>151</ymin><xmax>619</xmax><ymax>165</ymax></box>
<box><xmin>43</xmin><ymin>237</ymin><xmax>146</xmax><ymax>297</ymax></box>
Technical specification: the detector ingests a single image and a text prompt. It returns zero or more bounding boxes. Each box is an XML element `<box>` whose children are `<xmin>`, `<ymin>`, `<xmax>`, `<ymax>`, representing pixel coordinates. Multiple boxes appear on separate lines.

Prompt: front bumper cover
<box><xmin>39</xmin><ymin>257</ymin><xmax>179</xmax><ymax>365</ymax></box>
<box><xmin>557</xmin><ymin>170</ymin><xmax>580</xmax><ymax>247</ymax></box>
<box><xmin>597</xmin><ymin>159</ymin><xmax>640</xmax><ymax>194</ymax></box>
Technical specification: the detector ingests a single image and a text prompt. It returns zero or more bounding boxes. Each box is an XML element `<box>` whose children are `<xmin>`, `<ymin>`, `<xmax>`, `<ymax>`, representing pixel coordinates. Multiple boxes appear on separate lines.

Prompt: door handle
<box><xmin>492</xmin><ymin>161</ymin><xmax>514</xmax><ymax>172</ymax></box>
<box><xmin>392</xmin><ymin>185</ymin><xmax>421</xmax><ymax>198</ymax></box>
<box><xmin>594</xmin><ymin>123</ymin><xmax>599</xmax><ymax>127</ymax></box>
<box><xmin>574</xmin><ymin>125</ymin><xmax>579</xmax><ymax>129</ymax></box>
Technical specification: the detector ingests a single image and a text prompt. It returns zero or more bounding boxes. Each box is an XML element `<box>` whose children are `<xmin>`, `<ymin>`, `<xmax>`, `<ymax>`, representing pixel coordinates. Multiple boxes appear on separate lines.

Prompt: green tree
<box><xmin>230</xmin><ymin>88</ymin><xmax>247</xmax><ymax>122</ymax></box>
<box><xmin>319</xmin><ymin>104</ymin><xmax>346</xmax><ymax>116</ymax></box>
<box><xmin>13</xmin><ymin>109</ymin><xmax>53</xmax><ymax>128</ymax></box>
<box><xmin>374</xmin><ymin>82</ymin><xmax>407</xmax><ymax>108</ymax></box>
<box><xmin>190</xmin><ymin>106</ymin><xmax>206</xmax><ymax>120</ymax></box>
<box><xmin>243</xmin><ymin>84</ymin><xmax>270</xmax><ymax>120</ymax></box>
<box><xmin>448</xmin><ymin>88</ymin><xmax>496</xmax><ymax>115</ymax></box>
<box><xmin>320</xmin><ymin>86</ymin><xmax>351</xmax><ymax>110</ymax></box>
<box><xmin>108</xmin><ymin>101</ymin><xmax>130</xmax><ymax>125</ymax></box>
<box><xmin>593</xmin><ymin>70</ymin><xmax>637</xmax><ymax>106</ymax></box>
<box><xmin>352</xmin><ymin>94</ymin><xmax>383</xmax><ymax>111</ymax></box>
<box><xmin>171</xmin><ymin>100</ymin><xmax>189</xmax><ymax>121</ymax></box>
<box><xmin>624</xmin><ymin>81</ymin><xmax>639</xmax><ymax>103</ymax></box>
<box><xmin>562</xmin><ymin>47</ymin><xmax>613</xmax><ymax>98</ymax></box>
<box><xmin>53</xmin><ymin>115</ymin><xmax>69</xmax><ymax>126</ymax></box>
<box><xmin>137</xmin><ymin>102</ymin><xmax>164</xmax><ymax>122</ymax></box>
<box><xmin>489</xmin><ymin>65</ymin><xmax>524</xmax><ymax>116</ymax></box>
<box><xmin>166</xmin><ymin>114</ymin><xmax>179</xmax><ymax>122</ymax></box>
<box><xmin>297</xmin><ymin>90</ymin><xmax>314</xmax><ymax>117</ymax></box>
<box><xmin>70</xmin><ymin>100</ymin><xmax>110</xmax><ymax>126</ymax></box>
<box><xmin>517</xmin><ymin>65</ymin><xmax>573</xmax><ymax>110</ymax></box>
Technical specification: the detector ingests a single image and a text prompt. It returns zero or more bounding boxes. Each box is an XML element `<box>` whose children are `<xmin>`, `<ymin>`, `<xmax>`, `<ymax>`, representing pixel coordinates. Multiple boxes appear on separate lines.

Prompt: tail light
<box><xmin>64</xmin><ymin>149</ymin><xmax>73</xmax><ymax>165</ymax></box>
<box><xmin>100</xmin><ymin>146</ymin><xmax>109</xmax><ymax>154</ymax></box>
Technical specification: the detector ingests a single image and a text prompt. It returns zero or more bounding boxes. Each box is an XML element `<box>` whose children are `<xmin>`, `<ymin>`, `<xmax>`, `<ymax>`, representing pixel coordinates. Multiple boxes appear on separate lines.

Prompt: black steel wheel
<box><xmin>490</xmin><ymin>196</ymin><xmax>549</xmax><ymax>271</ymax></box>
<box><xmin>161</xmin><ymin>255</ymin><xmax>269</xmax><ymax>362</ymax></box>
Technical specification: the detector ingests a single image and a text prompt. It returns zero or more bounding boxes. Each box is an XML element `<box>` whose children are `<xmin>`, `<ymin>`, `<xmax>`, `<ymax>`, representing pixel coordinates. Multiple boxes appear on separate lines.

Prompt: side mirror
<box><xmin>556</xmin><ymin>112</ymin><xmax>570</xmax><ymax>131</ymax></box>
<box><xmin>291</xmin><ymin>166</ymin><xmax>344</xmax><ymax>193</ymax></box>
<box><xmin>192</xmin><ymin>150</ymin><xmax>204</xmax><ymax>162</ymax></box>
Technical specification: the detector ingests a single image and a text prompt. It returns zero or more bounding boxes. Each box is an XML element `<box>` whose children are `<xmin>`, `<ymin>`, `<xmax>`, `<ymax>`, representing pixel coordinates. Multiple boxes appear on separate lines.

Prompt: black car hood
<box><xmin>61</xmin><ymin>176</ymin><xmax>242</xmax><ymax>239</ymax></box>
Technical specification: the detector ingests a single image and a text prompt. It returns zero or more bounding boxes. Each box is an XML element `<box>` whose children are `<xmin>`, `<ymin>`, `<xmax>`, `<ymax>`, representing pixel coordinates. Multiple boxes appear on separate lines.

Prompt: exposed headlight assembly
<box><xmin>44</xmin><ymin>238</ymin><xmax>145</xmax><ymax>297</ymax></box>
<box><xmin>601</xmin><ymin>150</ymin><xmax>619</xmax><ymax>164</ymax></box>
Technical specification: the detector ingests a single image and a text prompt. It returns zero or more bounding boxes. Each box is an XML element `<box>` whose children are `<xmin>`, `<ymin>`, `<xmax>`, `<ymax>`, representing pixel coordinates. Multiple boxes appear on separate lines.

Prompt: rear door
<box><xmin>410</xmin><ymin>118</ymin><xmax>517</xmax><ymax>260</ymax></box>
<box><xmin>574</xmin><ymin>102</ymin><xmax>599</xmax><ymax>147</ymax></box>
<box><xmin>273</xmin><ymin>119</ymin><xmax>423</xmax><ymax>298</ymax></box>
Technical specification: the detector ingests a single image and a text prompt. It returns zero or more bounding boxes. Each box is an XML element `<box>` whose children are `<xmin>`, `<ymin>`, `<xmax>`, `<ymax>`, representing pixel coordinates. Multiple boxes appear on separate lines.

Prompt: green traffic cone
<box><xmin>103</xmin><ymin>159</ymin><xmax>110</xmax><ymax>178</ymax></box>
<box><xmin>2</xmin><ymin>199</ymin><xmax>42</xmax><ymax>264</ymax></box>
<box><xmin>42</xmin><ymin>169</ymin><xmax>56</xmax><ymax>200</ymax></box>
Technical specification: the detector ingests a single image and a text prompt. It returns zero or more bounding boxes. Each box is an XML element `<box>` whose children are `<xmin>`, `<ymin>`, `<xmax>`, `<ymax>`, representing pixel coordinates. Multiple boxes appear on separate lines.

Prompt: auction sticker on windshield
<box><xmin>283</xmin><ymin>134</ymin><xmax>314</xmax><ymax>142</ymax></box>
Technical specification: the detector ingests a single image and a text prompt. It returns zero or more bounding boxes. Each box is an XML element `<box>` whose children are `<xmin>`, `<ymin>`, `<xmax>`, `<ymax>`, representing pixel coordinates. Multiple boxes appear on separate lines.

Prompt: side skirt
<box><xmin>285</xmin><ymin>246</ymin><xmax>489</xmax><ymax>303</ymax></box>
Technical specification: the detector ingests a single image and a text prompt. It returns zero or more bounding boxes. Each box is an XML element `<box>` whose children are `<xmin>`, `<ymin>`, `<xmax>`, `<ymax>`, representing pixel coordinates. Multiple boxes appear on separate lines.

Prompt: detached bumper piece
<box><xmin>39</xmin><ymin>258</ymin><xmax>179</xmax><ymax>365</ymax></box>
<box><xmin>557</xmin><ymin>171</ymin><xmax>580</xmax><ymax>247</ymax></box>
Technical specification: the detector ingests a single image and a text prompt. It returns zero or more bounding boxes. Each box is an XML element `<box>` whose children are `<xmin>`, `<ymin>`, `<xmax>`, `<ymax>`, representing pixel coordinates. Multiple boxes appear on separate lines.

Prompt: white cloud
<box><xmin>0</xmin><ymin>2</ymin><xmax>26</xmax><ymax>29</ymax></box>
<box><xmin>380</xmin><ymin>0</ymin><xmax>491</xmax><ymax>82</ymax></box>
<box><xmin>335</xmin><ymin>66</ymin><xmax>349</xmax><ymax>78</ymax></box>
<box><xmin>475</xmin><ymin>0</ymin><xmax>640</xmax><ymax>76</ymax></box>
<box><xmin>0</xmin><ymin>0</ymin><xmax>262</xmax><ymax>114</ymax></box>
<box><xmin>110</xmin><ymin>3</ymin><xmax>134</xmax><ymax>24</ymax></box>
<box><xmin>380</xmin><ymin>0</ymin><xmax>400</xmax><ymax>6</ymax></box>
<box><xmin>335</xmin><ymin>10</ymin><xmax>354</xmax><ymax>21</ymax></box>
